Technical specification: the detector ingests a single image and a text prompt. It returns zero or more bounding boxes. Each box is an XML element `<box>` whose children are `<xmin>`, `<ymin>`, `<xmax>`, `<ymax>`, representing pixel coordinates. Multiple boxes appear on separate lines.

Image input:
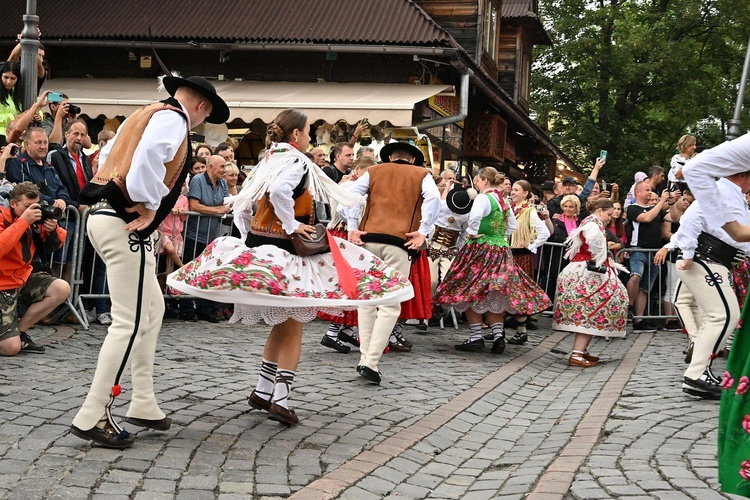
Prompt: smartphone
<box><xmin>47</xmin><ymin>92</ymin><xmax>64</xmax><ymax>103</ymax></box>
<box><xmin>599</xmin><ymin>150</ymin><xmax>608</xmax><ymax>162</ymax></box>
<box><xmin>600</xmin><ymin>180</ymin><xmax>607</xmax><ymax>192</ymax></box>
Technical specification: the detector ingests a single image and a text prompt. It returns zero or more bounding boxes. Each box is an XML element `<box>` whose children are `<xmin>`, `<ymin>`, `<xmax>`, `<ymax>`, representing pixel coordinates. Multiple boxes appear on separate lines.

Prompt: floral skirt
<box><xmin>167</xmin><ymin>236</ymin><xmax>414</xmax><ymax>325</ymax></box>
<box><xmin>719</xmin><ymin>297</ymin><xmax>750</xmax><ymax>496</ymax></box>
<box><xmin>552</xmin><ymin>262</ymin><xmax>627</xmax><ymax>337</ymax></box>
<box><xmin>434</xmin><ymin>241</ymin><xmax>551</xmax><ymax>315</ymax></box>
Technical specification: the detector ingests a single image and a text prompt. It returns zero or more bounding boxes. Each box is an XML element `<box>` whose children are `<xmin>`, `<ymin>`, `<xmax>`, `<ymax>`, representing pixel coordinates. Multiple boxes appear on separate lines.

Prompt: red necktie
<box><xmin>72</xmin><ymin>153</ymin><xmax>86</xmax><ymax>189</ymax></box>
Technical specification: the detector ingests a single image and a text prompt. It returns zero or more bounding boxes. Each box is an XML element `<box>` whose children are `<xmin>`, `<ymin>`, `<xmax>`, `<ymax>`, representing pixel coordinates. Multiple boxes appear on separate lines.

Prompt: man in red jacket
<box><xmin>0</xmin><ymin>182</ymin><xmax>69</xmax><ymax>356</ymax></box>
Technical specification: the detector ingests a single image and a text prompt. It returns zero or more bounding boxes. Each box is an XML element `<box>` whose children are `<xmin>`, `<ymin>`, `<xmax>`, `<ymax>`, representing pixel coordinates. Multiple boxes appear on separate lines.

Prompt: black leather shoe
<box><xmin>179</xmin><ymin>312</ymin><xmax>198</xmax><ymax>322</ymax></box>
<box><xmin>683</xmin><ymin>375</ymin><xmax>722</xmax><ymax>397</ymax></box>
<box><xmin>70</xmin><ymin>424</ymin><xmax>136</xmax><ymax>449</ymax></box>
<box><xmin>507</xmin><ymin>333</ymin><xmax>527</xmax><ymax>345</ymax></box>
<box><xmin>682</xmin><ymin>386</ymin><xmax>721</xmax><ymax>400</ymax></box>
<box><xmin>124</xmin><ymin>416</ymin><xmax>172</xmax><ymax>431</ymax></box>
<box><xmin>393</xmin><ymin>331</ymin><xmax>413</xmax><ymax>348</ymax></box>
<box><xmin>455</xmin><ymin>338</ymin><xmax>484</xmax><ymax>352</ymax></box>
<box><xmin>359</xmin><ymin>366</ymin><xmax>381</xmax><ymax>384</ymax></box>
<box><xmin>321</xmin><ymin>335</ymin><xmax>351</xmax><ymax>353</ymax></box>
<box><xmin>248</xmin><ymin>390</ymin><xmax>271</xmax><ymax>412</ymax></box>
<box><xmin>197</xmin><ymin>311</ymin><xmax>221</xmax><ymax>323</ymax></box>
<box><xmin>482</xmin><ymin>333</ymin><xmax>494</xmax><ymax>341</ymax></box>
<box><xmin>388</xmin><ymin>340</ymin><xmax>412</xmax><ymax>352</ymax></box>
<box><xmin>338</xmin><ymin>328</ymin><xmax>360</xmax><ymax>347</ymax></box>
<box><xmin>491</xmin><ymin>337</ymin><xmax>506</xmax><ymax>355</ymax></box>
<box><xmin>268</xmin><ymin>403</ymin><xmax>299</xmax><ymax>425</ymax></box>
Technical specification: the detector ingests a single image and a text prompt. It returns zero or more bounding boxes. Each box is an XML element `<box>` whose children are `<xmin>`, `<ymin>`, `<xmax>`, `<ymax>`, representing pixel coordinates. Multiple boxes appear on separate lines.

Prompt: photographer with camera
<box><xmin>0</xmin><ymin>182</ymin><xmax>69</xmax><ymax>356</ymax></box>
<box><xmin>39</xmin><ymin>93</ymin><xmax>91</xmax><ymax>150</ymax></box>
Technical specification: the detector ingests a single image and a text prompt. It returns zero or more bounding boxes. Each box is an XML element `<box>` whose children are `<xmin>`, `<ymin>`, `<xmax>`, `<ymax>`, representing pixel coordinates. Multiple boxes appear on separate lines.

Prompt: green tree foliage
<box><xmin>532</xmin><ymin>0</ymin><xmax>750</xmax><ymax>186</ymax></box>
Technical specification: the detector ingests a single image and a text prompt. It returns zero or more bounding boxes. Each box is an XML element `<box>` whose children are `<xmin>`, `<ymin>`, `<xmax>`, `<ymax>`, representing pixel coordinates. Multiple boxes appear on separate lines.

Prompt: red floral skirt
<box><xmin>434</xmin><ymin>241</ymin><xmax>551</xmax><ymax>315</ymax></box>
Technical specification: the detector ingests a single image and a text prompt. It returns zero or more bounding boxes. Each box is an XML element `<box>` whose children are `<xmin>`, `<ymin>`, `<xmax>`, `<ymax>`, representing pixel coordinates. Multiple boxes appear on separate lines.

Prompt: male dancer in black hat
<box><xmin>70</xmin><ymin>76</ymin><xmax>229</xmax><ymax>448</ymax></box>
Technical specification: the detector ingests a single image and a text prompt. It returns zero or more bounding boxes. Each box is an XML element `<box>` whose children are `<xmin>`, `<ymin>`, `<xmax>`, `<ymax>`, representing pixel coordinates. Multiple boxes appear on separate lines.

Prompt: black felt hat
<box><xmin>162</xmin><ymin>75</ymin><xmax>230</xmax><ymax>124</ymax></box>
<box><xmin>446</xmin><ymin>187</ymin><xmax>477</xmax><ymax>215</ymax></box>
<box><xmin>379</xmin><ymin>141</ymin><xmax>425</xmax><ymax>166</ymax></box>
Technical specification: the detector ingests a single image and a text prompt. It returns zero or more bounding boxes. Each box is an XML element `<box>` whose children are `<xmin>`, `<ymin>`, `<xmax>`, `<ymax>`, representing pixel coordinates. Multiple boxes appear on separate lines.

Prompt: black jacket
<box><xmin>48</xmin><ymin>146</ymin><xmax>93</xmax><ymax>208</ymax></box>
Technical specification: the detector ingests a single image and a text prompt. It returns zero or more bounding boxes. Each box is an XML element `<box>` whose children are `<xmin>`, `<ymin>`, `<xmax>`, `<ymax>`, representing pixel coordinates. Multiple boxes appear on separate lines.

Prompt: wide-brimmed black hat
<box><xmin>446</xmin><ymin>187</ymin><xmax>476</xmax><ymax>215</ymax></box>
<box><xmin>379</xmin><ymin>141</ymin><xmax>425</xmax><ymax>166</ymax></box>
<box><xmin>162</xmin><ymin>75</ymin><xmax>230</xmax><ymax>124</ymax></box>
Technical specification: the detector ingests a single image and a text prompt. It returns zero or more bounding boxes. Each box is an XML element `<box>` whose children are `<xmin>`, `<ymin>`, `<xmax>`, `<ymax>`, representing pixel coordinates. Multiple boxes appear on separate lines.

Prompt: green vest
<box><xmin>475</xmin><ymin>193</ymin><xmax>509</xmax><ymax>247</ymax></box>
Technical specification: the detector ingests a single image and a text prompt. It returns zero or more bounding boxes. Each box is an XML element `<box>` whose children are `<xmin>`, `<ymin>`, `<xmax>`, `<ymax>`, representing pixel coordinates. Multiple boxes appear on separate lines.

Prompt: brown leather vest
<box><xmin>89</xmin><ymin>102</ymin><xmax>189</xmax><ymax>204</ymax></box>
<box><xmin>251</xmin><ymin>190</ymin><xmax>314</xmax><ymax>239</ymax></box>
<box><xmin>359</xmin><ymin>162</ymin><xmax>428</xmax><ymax>243</ymax></box>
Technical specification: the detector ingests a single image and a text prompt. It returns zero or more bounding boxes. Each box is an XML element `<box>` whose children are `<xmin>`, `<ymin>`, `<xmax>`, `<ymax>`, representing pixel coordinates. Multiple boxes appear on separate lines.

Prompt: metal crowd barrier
<box><xmin>74</xmin><ymin>209</ymin><xmax>235</xmax><ymax>330</ymax></box>
<box><xmin>614</xmin><ymin>247</ymin><xmax>678</xmax><ymax>321</ymax></box>
<box><xmin>67</xmin><ymin>213</ymin><xmax>678</xmax><ymax>330</ymax></box>
<box><xmin>41</xmin><ymin>205</ymin><xmax>87</xmax><ymax>326</ymax></box>
<box><xmin>531</xmin><ymin>242</ymin><xmax>678</xmax><ymax>323</ymax></box>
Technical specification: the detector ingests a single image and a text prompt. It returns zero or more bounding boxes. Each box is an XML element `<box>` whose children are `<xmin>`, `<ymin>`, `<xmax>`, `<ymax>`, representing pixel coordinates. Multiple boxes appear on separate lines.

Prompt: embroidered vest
<box><xmin>475</xmin><ymin>193</ymin><xmax>509</xmax><ymax>248</ymax></box>
<box><xmin>250</xmin><ymin>172</ymin><xmax>314</xmax><ymax>239</ymax></box>
<box><xmin>359</xmin><ymin>162</ymin><xmax>428</xmax><ymax>246</ymax></box>
<box><xmin>80</xmin><ymin>98</ymin><xmax>191</xmax><ymax>236</ymax></box>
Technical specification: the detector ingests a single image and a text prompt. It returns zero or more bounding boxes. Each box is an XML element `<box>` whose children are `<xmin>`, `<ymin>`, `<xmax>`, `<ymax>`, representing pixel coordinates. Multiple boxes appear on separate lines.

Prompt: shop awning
<box><xmin>40</xmin><ymin>79</ymin><xmax>452</xmax><ymax>126</ymax></box>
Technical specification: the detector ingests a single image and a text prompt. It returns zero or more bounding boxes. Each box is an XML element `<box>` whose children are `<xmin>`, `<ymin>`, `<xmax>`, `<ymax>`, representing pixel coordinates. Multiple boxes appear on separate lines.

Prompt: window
<box><xmin>482</xmin><ymin>0</ymin><xmax>499</xmax><ymax>60</ymax></box>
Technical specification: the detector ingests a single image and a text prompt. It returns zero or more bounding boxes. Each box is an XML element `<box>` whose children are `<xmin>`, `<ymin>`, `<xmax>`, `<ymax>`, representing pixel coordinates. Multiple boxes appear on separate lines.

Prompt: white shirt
<box><xmin>466</xmin><ymin>192</ymin><xmax>517</xmax><ymax>237</ymax></box>
<box><xmin>267</xmin><ymin>162</ymin><xmax>309</xmax><ymax>234</ymax></box>
<box><xmin>668</xmin><ymin>153</ymin><xmax>687</xmax><ymax>183</ymax></box>
<box><xmin>683</xmin><ymin>132</ymin><xmax>750</xmax><ymax>228</ymax></box>
<box><xmin>99</xmin><ymin>103</ymin><xmax>190</xmax><ymax>211</ymax></box>
<box><xmin>345</xmin><ymin>170</ymin><xmax>441</xmax><ymax>236</ymax></box>
<box><xmin>666</xmin><ymin>177</ymin><xmax>750</xmax><ymax>258</ymax></box>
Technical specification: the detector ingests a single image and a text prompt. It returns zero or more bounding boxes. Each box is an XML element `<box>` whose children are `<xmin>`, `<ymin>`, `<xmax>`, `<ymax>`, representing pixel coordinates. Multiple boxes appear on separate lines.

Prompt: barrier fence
<box><xmin>51</xmin><ymin>209</ymin><xmax>676</xmax><ymax>330</ymax></box>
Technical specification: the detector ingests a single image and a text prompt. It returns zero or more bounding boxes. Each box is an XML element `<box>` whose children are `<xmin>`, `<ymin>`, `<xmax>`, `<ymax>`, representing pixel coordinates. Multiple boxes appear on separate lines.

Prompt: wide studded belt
<box><xmin>89</xmin><ymin>199</ymin><xmax>113</xmax><ymax>214</ymax></box>
<box><xmin>432</xmin><ymin>226</ymin><xmax>460</xmax><ymax>248</ymax></box>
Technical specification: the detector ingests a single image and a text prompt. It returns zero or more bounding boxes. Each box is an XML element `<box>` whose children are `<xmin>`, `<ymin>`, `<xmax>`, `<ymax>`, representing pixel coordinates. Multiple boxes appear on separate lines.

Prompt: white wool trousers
<box><xmin>357</xmin><ymin>243</ymin><xmax>411</xmax><ymax>372</ymax></box>
<box><xmin>675</xmin><ymin>259</ymin><xmax>739</xmax><ymax>381</ymax></box>
<box><xmin>72</xmin><ymin>210</ymin><xmax>166</xmax><ymax>430</ymax></box>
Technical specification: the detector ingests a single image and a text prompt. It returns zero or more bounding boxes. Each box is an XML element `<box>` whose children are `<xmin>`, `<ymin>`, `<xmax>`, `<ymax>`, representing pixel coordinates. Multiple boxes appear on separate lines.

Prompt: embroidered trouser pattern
<box><xmin>675</xmin><ymin>259</ymin><xmax>740</xmax><ymax>382</ymax></box>
<box><xmin>72</xmin><ymin>211</ymin><xmax>166</xmax><ymax>430</ymax></box>
<box><xmin>357</xmin><ymin>243</ymin><xmax>411</xmax><ymax>372</ymax></box>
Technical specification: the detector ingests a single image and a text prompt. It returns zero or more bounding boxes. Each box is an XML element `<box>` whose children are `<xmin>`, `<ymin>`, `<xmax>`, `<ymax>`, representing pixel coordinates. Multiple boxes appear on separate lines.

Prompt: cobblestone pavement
<box><xmin>0</xmin><ymin>316</ymin><xmax>739</xmax><ymax>499</ymax></box>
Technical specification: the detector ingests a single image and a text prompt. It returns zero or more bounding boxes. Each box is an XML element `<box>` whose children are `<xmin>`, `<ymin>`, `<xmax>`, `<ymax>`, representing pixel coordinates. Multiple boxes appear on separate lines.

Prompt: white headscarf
<box><xmin>226</xmin><ymin>142</ymin><xmax>364</xmax><ymax>237</ymax></box>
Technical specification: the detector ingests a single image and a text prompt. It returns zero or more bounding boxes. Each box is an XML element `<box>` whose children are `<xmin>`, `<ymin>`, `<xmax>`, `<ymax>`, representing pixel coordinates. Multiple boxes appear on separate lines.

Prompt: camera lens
<box><xmin>67</xmin><ymin>104</ymin><xmax>81</xmax><ymax>115</ymax></box>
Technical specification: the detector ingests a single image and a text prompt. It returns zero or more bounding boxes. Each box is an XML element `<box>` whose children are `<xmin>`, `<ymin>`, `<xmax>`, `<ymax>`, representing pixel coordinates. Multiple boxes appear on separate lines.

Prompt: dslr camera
<box><xmin>38</xmin><ymin>201</ymin><xmax>63</xmax><ymax>222</ymax></box>
<box><xmin>67</xmin><ymin>104</ymin><xmax>81</xmax><ymax>115</ymax></box>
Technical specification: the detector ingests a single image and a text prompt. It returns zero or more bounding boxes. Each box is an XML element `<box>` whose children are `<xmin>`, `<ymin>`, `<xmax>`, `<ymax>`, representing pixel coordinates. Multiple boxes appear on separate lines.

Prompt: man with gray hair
<box><xmin>355</xmin><ymin>146</ymin><xmax>375</xmax><ymax>161</ymax></box>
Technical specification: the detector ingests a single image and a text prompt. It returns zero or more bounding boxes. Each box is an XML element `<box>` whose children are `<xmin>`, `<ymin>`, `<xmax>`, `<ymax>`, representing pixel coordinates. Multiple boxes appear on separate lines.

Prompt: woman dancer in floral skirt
<box><xmin>552</xmin><ymin>198</ymin><xmax>628</xmax><ymax>367</ymax></box>
<box><xmin>168</xmin><ymin>109</ymin><xmax>413</xmax><ymax>425</ymax></box>
<box><xmin>434</xmin><ymin>167</ymin><xmax>551</xmax><ymax>354</ymax></box>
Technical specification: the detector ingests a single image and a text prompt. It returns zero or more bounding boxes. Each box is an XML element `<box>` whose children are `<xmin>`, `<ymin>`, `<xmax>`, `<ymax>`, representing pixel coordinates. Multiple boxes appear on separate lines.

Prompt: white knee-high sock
<box><xmin>254</xmin><ymin>358</ymin><xmax>277</xmax><ymax>401</ymax></box>
<box><xmin>272</xmin><ymin>369</ymin><xmax>296</xmax><ymax>410</ymax></box>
